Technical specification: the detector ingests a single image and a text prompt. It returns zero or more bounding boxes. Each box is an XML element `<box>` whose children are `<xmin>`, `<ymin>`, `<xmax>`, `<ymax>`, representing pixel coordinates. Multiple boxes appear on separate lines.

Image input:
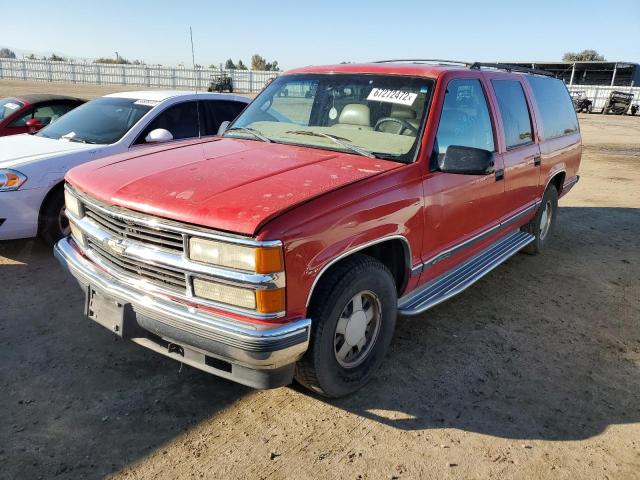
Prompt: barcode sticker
<box><xmin>367</xmin><ymin>88</ymin><xmax>417</xmax><ymax>106</ymax></box>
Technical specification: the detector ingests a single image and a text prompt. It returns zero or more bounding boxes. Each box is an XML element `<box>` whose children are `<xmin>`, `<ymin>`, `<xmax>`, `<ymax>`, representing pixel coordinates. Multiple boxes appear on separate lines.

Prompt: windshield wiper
<box><xmin>285</xmin><ymin>130</ymin><xmax>376</xmax><ymax>158</ymax></box>
<box><xmin>224</xmin><ymin>126</ymin><xmax>271</xmax><ymax>143</ymax></box>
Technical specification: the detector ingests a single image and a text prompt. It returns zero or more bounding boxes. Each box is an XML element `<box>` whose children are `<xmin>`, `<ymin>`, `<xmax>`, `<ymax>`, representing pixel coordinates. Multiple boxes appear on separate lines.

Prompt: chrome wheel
<box><xmin>58</xmin><ymin>205</ymin><xmax>71</xmax><ymax>237</ymax></box>
<box><xmin>334</xmin><ymin>290</ymin><xmax>381</xmax><ymax>368</ymax></box>
<box><xmin>539</xmin><ymin>200</ymin><xmax>553</xmax><ymax>240</ymax></box>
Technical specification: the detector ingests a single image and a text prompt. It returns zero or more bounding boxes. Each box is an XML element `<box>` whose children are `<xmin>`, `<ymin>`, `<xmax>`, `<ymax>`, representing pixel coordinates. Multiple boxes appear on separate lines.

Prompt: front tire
<box><xmin>295</xmin><ymin>254</ymin><xmax>397</xmax><ymax>398</ymax></box>
<box><xmin>522</xmin><ymin>185</ymin><xmax>559</xmax><ymax>255</ymax></box>
<box><xmin>39</xmin><ymin>187</ymin><xmax>70</xmax><ymax>246</ymax></box>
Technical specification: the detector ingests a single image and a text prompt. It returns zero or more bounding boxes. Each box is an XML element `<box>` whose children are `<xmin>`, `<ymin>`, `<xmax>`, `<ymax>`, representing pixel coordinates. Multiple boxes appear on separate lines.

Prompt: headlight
<box><xmin>192</xmin><ymin>277</ymin><xmax>285</xmax><ymax>313</ymax></box>
<box><xmin>189</xmin><ymin>237</ymin><xmax>283</xmax><ymax>273</ymax></box>
<box><xmin>0</xmin><ymin>169</ymin><xmax>27</xmax><ymax>191</ymax></box>
<box><xmin>64</xmin><ymin>189</ymin><xmax>83</xmax><ymax>218</ymax></box>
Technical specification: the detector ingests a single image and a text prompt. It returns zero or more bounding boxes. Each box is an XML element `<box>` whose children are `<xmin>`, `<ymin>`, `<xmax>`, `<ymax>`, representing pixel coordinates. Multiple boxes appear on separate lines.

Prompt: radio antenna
<box><xmin>190</xmin><ymin>26</ymin><xmax>201</xmax><ymax>138</ymax></box>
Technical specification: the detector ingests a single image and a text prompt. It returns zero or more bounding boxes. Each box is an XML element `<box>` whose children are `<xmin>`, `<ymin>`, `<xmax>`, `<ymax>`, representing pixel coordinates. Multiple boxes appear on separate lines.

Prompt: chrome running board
<box><xmin>398</xmin><ymin>230</ymin><xmax>534</xmax><ymax>315</ymax></box>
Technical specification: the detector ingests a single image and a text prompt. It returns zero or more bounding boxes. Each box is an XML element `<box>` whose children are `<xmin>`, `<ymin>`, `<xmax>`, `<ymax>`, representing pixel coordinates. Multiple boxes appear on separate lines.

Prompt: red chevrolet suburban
<box><xmin>56</xmin><ymin>61</ymin><xmax>581</xmax><ymax>397</ymax></box>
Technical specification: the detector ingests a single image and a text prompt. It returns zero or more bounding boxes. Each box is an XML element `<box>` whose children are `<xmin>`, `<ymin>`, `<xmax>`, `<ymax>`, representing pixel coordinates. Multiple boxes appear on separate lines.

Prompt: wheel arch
<box><xmin>544</xmin><ymin>169</ymin><xmax>566</xmax><ymax>196</ymax></box>
<box><xmin>305</xmin><ymin>235</ymin><xmax>412</xmax><ymax>307</ymax></box>
<box><xmin>37</xmin><ymin>180</ymin><xmax>65</xmax><ymax>234</ymax></box>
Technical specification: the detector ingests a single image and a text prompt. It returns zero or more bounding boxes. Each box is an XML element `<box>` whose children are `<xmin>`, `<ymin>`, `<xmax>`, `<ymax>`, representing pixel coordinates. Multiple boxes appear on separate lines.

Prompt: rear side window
<box><xmin>203</xmin><ymin>100</ymin><xmax>246</xmax><ymax>135</ymax></box>
<box><xmin>435</xmin><ymin>79</ymin><xmax>495</xmax><ymax>155</ymax></box>
<box><xmin>527</xmin><ymin>77</ymin><xmax>579</xmax><ymax>139</ymax></box>
<box><xmin>491</xmin><ymin>80</ymin><xmax>533</xmax><ymax>149</ymax></box>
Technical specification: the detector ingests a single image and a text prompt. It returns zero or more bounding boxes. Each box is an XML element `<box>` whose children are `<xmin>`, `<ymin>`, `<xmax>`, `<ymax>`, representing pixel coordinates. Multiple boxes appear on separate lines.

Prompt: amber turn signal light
<box><xmin>256</xmin><ymin>288</ymin><xmax>286</xmax><ymax>314</ymax></box>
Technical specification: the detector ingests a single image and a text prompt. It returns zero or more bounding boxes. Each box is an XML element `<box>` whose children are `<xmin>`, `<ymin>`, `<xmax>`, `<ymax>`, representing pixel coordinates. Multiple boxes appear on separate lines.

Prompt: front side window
<box><xmin>0</xmin><ymin>98</ymin><xmax>25</xmax><ymax>121</ymax></box>
<box><xmin>203</xmin><ymin>100</ymin><xmax>246</xmax><ymax>135</ymax></box>
<box><xmin>491</xmin><ymin>80</ymin><xmax>533</xmax><ymax>149</ymax></box>
<box><xmin>8</xmin><ymin>108</ymin><xmax>33</xmax><ymax>127</ymax></box>
<box><xmin>37</xmin><ymin>97</ymin><xmax>152</xmax><ymax>144</ymax></box>
<box><xmin>435</xmin><ymin>79</ymin><xmax>495</xmax><ymax>155</ymax></box>
<box><xmin>527</xmin><ymin>76</ymin><xmax>579</xmax><ymax>139</ymax></box>
<box><xmin>226</xmin><ymin>74</ymin><xmax>434</xmax><ymax>162</ymax></box>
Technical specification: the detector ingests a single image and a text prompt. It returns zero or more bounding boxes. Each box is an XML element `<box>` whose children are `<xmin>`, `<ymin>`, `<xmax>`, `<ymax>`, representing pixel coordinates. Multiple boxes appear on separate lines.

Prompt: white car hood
<box><xmin>0</xmin><ymin>134</ymin><xmax>98</xmax><ymax>169</ymax></box>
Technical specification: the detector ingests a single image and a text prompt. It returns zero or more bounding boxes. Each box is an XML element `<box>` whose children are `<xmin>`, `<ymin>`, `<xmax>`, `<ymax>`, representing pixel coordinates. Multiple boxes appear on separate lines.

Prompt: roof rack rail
<box><xmin>372</xmin><ymin>59</ymin><xmax>471</xmax><ymax>66</ymax></box>
<box><xmin>469</xmin><ymin>62</ymin><xmax>555</xmax><ymax>77</ymax></box>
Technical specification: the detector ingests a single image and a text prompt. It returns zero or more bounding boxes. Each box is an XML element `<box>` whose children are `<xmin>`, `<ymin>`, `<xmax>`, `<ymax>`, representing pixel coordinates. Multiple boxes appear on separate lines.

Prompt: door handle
<box><xmin>495</xmin><ymin>169</ymin><xmax>504</xmax><ymax>181</ymax></box>
<box><xmin>533</xmin><ymin>156</ymin><xmax>541</xmax><ymax>166</ymax></box>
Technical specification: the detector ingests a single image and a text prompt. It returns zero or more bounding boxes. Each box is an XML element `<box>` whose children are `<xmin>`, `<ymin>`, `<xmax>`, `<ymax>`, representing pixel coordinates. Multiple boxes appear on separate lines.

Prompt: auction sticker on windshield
<box><xmin>3</xmin><ymin>102</ymin><xmax>21</xmax><ymax>110</ymax></box>
<box><xmin>367</xmin><ymin>88</ymin><xmax>417</xmax><ymax>106</ymax></box>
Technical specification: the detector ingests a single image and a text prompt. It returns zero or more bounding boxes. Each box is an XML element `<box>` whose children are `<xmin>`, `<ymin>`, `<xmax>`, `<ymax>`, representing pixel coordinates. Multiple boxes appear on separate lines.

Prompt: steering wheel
<box><xmin>374</xmin><ymin>117</ymin><xmax>419</xmax><ymax>135</ymax></box>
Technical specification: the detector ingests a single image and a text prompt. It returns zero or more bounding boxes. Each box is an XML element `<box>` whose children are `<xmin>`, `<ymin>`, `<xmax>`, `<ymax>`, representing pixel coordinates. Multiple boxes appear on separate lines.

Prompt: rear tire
<box><xmin>295</xmin><ymin>254</ymin><xmax>397</xmax><ymax>398</ymax></box>
<box><xmin>39</xmin><ymin>187</ymin><xmax>69</xmax><ymax>246</ymax></box>
<box><xmin>522</xmin><ymin>185</ymin><xmax>559</xmax><ymax>255</ymax></box>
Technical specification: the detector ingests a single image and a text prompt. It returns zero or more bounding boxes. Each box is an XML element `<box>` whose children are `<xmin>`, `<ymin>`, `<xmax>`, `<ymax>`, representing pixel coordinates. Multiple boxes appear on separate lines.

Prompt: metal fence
<box><xmin>567</xmin><ymin>85</ymin><xmax>639</xmax><ymax>112</ymax></box>
<box><xmin>0</xmin><ymin>58</ymin><xmax>280</xmax><ymax>93</ymax></box>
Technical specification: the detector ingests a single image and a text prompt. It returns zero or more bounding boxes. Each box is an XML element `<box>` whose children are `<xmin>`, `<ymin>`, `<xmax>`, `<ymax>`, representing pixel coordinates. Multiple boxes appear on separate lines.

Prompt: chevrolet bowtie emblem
<box><xmin>104</xmin><ymin>238</ymin><xmax>126</xmax><ymax>255</ymax></box>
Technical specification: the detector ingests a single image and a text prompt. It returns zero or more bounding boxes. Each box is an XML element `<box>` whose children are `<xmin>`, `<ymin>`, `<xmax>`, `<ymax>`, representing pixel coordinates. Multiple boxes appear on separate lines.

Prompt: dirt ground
<box><xmin>0</xmin><ymin>80</ymin><xmax>639</xmax><ymax>480</ymax></box>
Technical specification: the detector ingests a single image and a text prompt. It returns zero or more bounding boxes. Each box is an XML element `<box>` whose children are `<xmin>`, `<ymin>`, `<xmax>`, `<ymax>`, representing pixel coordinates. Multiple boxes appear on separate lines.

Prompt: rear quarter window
<box><xmin>527</xmin><ymin>77</ymin><xmax>579</xmax><ymax>140</ymax></box>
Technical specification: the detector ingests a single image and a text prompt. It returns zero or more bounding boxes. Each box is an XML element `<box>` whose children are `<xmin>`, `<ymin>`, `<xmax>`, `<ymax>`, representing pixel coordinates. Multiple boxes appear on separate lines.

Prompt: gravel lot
<box><xmin>1</xmin><ymin>80</ymin><xmax>639</xmax><ymax>480</ymax></box>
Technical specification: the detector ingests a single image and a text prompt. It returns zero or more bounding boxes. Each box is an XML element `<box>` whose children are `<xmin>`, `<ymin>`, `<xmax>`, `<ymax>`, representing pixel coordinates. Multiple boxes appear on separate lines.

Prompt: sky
<box><xmin>2</xmin><ymin>0</ymin><xmax>639</xmax><ymax>69</ymax></box>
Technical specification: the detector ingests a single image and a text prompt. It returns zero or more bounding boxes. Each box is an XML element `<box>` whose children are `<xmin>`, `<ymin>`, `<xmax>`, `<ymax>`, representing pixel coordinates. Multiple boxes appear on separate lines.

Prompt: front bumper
<box><xmin>54</xmin><ymin>237</ymin><xmax>311</xmax><ymax>389</ymax></box>
<box><xmin>0</xmin><ymin>187</ymin><xmax>45</xmax><ymax>240</ymax></box>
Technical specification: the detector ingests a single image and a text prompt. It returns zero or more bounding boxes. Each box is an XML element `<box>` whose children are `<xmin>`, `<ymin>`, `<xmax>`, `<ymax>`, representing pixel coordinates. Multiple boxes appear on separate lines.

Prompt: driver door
<box><xmin>420</xmin><ymin>77</ymin><xmax>505</xmax><ymax>282</ymax></box>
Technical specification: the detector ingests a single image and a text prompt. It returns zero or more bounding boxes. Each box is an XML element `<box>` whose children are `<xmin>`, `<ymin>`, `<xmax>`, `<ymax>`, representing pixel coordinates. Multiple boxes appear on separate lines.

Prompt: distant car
<box><xmin>0</xmin><ymin>90</ymin><xmax>250</xmax><ymax>244</ymax></box>
<box><xmin>207</xmin><ymin>75</ymin><xmax>233</xmax><ymax>93</ymax></box>
<box><xmin>603</xmin><ymin>91</ymin><xmax>634</xmax><ymax>115</ymax></box>
<box><xmin>570</xmin><ymin>91</ymin><xmax>593</xmax><ymax>113</ymax></box>
<box><xmin>0</xmin><ymin>94</ymin><xmax>85</xmax><ymax>137</ymax></box>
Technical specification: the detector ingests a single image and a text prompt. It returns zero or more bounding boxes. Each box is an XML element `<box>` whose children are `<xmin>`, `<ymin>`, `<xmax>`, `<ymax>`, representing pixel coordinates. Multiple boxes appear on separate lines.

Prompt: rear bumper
<box><xmin>54</xmin><ymin>237</ymin><xmax>311</xmax><ymax>389</ymax></box>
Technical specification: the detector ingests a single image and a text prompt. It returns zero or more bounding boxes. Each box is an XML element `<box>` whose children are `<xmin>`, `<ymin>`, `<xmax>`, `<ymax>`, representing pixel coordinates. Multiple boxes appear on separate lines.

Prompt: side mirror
<box><xmin>438</xmin><ymin>145</ymin><xmax>495</xmax><ymax>175</ymax></box>
<box><xmin>145</xmin><ymin>128</ymin><xmax>173</xmax><ymax>144</ymax></box>
<box><xmin>26</xmin><ymin>118</ymin><xmax>44</xmax><ymax>134</ymax></box>
<box><xmin>218</xmin><ymin>121</ymin><xmax>230</xmax><ymax>136</ymax></box>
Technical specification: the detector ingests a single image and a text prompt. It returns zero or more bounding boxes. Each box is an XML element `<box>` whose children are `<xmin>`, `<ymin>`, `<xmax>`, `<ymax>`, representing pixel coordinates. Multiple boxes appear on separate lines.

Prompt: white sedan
<box><xmin>0</xmin><ymin>90</ymin><xmax>249</xmax><ymax>243</ymax></box>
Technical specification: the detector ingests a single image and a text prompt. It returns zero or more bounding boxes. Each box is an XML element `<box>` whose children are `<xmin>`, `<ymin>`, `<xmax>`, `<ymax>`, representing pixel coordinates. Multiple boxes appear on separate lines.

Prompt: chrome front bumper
<box><xmin>54</xmin><ymin>237</ymin><xmax>311</xmax><ymax>389</ymax></box>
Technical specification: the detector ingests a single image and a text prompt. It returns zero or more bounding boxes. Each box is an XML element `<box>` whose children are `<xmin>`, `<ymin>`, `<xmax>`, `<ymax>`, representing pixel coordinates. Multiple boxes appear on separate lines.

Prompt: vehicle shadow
<box><xmin>316</xmin><ymin>206</ymin><xmax>640</xmax><ymax>441</ymax></box>
<box><xmin>0</xmin><ymin>239</ymin><xmax>249</xmax><ymax>480</ymax></box>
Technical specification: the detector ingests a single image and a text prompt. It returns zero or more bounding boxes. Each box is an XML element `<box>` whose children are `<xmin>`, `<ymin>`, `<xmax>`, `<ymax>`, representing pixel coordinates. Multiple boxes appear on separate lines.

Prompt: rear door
<box><xmin>489</xmin><ymin>78</ymin><xmax>541</xmax><ymax>216</ymax></box>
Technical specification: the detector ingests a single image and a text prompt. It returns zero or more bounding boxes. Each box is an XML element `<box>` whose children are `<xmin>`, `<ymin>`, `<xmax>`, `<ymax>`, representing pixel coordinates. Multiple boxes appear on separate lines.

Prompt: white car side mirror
<box><xmin>145</xmin><ymin>128</ymin><xmax>173</xmax><ymax>144</ymax></box>
<box><xmin>217</xmin><ymin>121</ymin><xmax>230</xmax><ymax>136</ymax></box>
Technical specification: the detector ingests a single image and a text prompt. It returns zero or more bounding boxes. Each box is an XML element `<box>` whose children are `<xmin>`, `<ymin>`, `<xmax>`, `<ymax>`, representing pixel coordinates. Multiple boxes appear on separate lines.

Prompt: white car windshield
<box><xmin>0</xmin><ymin>98</ymin><xmax>24</xmax><ymax>121</ymax></box>
<box><xmin>37</xmin><ymin>97</ymin><xmax>153</xmax><ymax>144</ymax></box>
<box><xmin>225</xmin><ymin>74</ymin><xmax>434</xmax><ymax>162</ymax></box>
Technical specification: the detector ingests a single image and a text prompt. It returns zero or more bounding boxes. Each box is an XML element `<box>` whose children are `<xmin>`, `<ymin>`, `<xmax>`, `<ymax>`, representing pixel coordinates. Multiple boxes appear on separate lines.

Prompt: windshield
<box><xmin>0</xmin><ymin>98</ymin><xmax>24</xmax><ymax>121</ymax></box>
<box><xmin>37</xmin><ymin>97</ymin><xmax>152</xmax><ymax>144</ymax></box>
<box><xmin>226</xmin><ymin>74</ymin><xmax>434</xmax><ymax>162</ymax></box>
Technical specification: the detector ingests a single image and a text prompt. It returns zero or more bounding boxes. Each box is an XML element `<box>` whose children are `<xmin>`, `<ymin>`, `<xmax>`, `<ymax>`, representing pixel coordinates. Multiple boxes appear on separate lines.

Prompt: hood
<box><xmin>0</xmin><ymin>134</ymin><xmax>96</xmax><ymax>169</ymax></box>
<box><xmin>67</xmin><ymin>137</ymin><xmax>401</xmax><ymax>235</ymax></box>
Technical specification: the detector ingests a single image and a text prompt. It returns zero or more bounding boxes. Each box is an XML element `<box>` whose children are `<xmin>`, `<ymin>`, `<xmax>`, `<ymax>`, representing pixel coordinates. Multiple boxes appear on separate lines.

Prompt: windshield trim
<box><xmin>228</xmin><ymin>73</ymin><xmax>436</xmax><ymax>164</ymax></box>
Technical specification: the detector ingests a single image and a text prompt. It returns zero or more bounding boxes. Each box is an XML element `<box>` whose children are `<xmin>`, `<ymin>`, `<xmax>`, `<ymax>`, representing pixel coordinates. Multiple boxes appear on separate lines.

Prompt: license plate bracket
<box><xmin>85</xmin><ymin>286</ymin><xmax>125</xmax><ymax>337</ymax></box>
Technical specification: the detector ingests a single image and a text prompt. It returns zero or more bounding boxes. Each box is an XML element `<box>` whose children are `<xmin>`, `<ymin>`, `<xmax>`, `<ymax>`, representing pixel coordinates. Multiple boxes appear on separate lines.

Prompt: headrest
<box><xmin>338</xmin><ymin>104</ymin><xmax>371</xmax><ymax>127</ymax></box>
<box><xmin>390</xmin><ymin>104</ymin><xmax>417</xmax><ymax>120</ymax></box>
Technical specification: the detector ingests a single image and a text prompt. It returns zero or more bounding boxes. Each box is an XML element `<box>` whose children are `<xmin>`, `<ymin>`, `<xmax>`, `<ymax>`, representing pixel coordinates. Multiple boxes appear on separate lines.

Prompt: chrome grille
<box><xmin>84</xmin><ymin>205</ymin><xmax>184</xmax><ymax>252</ymax></box>
<box><xmin>87</xmin><ymin>238</ymin><xmax>186</xmax><ymax>292</ymax></box>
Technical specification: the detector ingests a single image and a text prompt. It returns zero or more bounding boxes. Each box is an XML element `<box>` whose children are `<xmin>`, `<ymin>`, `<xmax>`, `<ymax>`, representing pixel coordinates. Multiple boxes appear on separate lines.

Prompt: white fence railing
<box><xmin>567</xmin><ymin>85</ymin><xmax>639</xmax><ymax>112</ymax></box>
<box><xmin>0</xmin><ymin>58</ymin><xmax>279</xmax><ymax>93</ymax></box>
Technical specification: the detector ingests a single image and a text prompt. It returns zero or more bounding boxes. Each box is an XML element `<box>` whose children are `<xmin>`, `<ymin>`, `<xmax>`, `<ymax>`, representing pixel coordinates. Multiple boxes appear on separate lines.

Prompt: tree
<box><xmin>236</xmin><ymin>59</ymin><xmax>248</xmax><ymax>70</ymax></box>
<box><xmin>225</xmin><ymin>58</ymin><xmax>236</xmax><ymax>69</ymax></box>
<box><xmin>49</xmin><ymin>53</ymin><xmax>67</xmax><ymax>62</ymax></box>
<box><xmin>562</xmin><ymin>49</ymin><xmax>605</xmax><ymax>62</ymax></box>
<box><xmin>26</xmin><ymin>53</ymin><xmax>37</xmax><ymax>60</ymax></box>
<box><xmin>0</xmin><ymin>48</ymin><xmax>16</xmax><ymax>59</ymax></box>
<box><xmin>251</xmin><ymin>54</ymin><xmax>279</xmax><ymax>71</ymax></box>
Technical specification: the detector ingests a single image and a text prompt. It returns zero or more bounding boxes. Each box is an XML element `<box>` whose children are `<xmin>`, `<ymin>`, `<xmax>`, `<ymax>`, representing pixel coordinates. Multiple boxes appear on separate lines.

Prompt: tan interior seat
<box><xmin>333</xmin><ymin>104</ymin><xmax>372</xmax><ymax>130</ymax></box>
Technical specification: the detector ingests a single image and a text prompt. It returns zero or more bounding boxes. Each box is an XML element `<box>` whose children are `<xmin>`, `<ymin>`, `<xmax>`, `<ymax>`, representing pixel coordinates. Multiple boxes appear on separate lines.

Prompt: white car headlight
<box><xmin>188</xmin><ymin>237</ymin><xmax>283</xmax><ymax>274</ymax></box>
<box><xmin>0</xmin><ymin>169</ymin><xmax>27</xmax><ymax>191</ymax></box>
<box><xmin>64</xmin><ymin>189</ymin><xmax>83</xmax><ymax>218</ymax></box>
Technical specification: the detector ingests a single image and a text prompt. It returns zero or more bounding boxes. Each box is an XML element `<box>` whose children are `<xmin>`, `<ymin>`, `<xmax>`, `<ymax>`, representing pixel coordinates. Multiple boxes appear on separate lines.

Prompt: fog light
<box><xmin>192</xmin><ymin>278</ymin><xmax>256</xmax><ymax>309</ymax></box>
<box><xmin>69</xmin><ymin>221</ymin><xmax>85</xmax><ymax>246</ymax></box>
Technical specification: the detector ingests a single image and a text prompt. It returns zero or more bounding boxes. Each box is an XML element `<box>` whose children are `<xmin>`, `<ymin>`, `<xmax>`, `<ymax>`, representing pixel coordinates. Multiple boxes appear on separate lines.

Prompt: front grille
<box><xmin>84</xmin><ymin>204</ymin><xmax>184</xmax><ymax>252</ymax></box>
<box><xmin>87</xmin><ymin>238</ymin><xmax>187</xmax><ymax>292</ymax></box>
